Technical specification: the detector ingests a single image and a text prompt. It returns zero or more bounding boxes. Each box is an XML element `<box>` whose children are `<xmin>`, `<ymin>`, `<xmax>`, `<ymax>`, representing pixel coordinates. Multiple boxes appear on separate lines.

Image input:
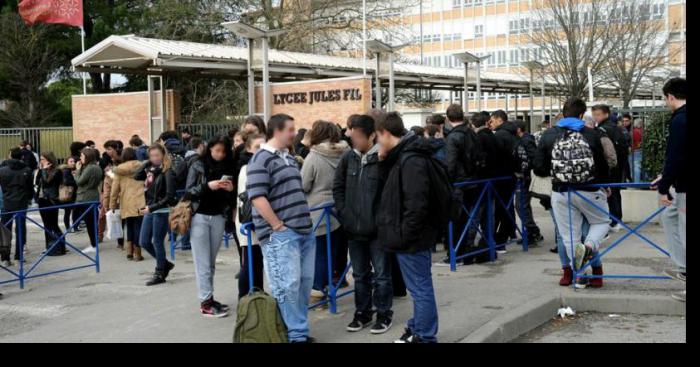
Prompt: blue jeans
<box><xmin>550</xmin><ymin>195</ymin><xmax>605</xmax><ymax>269</ymax></box>
<box><xmin>348</xmin><ymin>238</ymin><xmax>393</xmax><ymax>316</ymax></box>
<box><xmin>261</xmin><ymin>228</ymin><xmax>316</xmax><ymax>342</ymax></box>
<box><xmin>140</xmin><ymin>213</ymin><xmax>169</xmax><ymax>271</ymax></box>
<box><xmin>312</xmin><ymin>229</ymin><xmax>347</xmax><ymax>291</ymax></box>
<box><xmin>632</xmin><ymin>150</ymin><xmax>643</xmax><ymax>183</ymax></box>
<box><xmin>396</xmin><ymin>250</ymin><xmax>438</xmax><ymax>343</ymax></box>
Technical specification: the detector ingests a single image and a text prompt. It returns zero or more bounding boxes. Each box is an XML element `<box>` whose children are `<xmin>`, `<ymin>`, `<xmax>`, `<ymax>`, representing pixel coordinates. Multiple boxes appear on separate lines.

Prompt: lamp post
<box><xmin>453</xmin><ymin>51</ymin><xmax>490</xmax><ymax>114</ymax></box>
<box><xmin>523</xmin><ymin>60</ymin><xmax>546</xmax><ymax>129</ymax></box>
<box><xmin>222</xmin><ymin>21</ymin><xmax>286</xmax><ymax>122</ymax></box>
<box><xmin>366</xmin><ymin>39</ymin><xmax>409</xmax><ymax>112</ymax></box>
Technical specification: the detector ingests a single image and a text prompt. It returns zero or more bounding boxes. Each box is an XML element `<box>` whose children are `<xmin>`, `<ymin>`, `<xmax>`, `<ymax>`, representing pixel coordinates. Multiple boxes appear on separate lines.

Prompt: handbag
<box><xmin>169</xmin><ymin>199</ymin><xmax>193</xmax><ymax>236</ymax></box>
<box><xmin>529</xmin><ymin>171</ymin><xmax>553</xmax><ymax>197</ymax></box>
<box><xmin>58</xmin><ymin>185</ymin><xmax>75</xmax><ymax>203</ymax></box>
<box><xmin>105</xmin><ymin>209</ymin><xmax>124</xmax><ymax>240</ymax></box>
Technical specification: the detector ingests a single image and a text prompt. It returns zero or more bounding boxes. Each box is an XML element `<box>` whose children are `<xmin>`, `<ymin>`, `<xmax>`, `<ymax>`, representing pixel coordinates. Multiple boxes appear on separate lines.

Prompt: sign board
<box><xmin>255</xmin><ymin>76</ymin><xmax>372</xmax><ymax>129</ymax></box>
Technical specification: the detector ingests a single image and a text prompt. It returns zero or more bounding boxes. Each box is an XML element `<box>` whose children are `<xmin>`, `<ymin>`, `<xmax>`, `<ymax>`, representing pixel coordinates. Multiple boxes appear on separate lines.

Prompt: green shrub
<box><xmin>642</xmin><ymin>111</ymin><xmax>672</xmax><ymax>179</ymax></box>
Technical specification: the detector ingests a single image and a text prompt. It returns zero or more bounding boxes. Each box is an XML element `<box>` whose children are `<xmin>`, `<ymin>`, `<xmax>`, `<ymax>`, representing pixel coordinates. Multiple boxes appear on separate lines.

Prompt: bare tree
<box><xmin>603</xmin><ymin>0</ymin><xmax>683</xmax><ymax>108</ymax></box>
<box><xmin>236</xmin><ymin>0</ymin><xmax>417</xmax><ymax>53</ymax></box>
<box><xmin>529</xmin><ymin>0</ymin><xmax>621</xmax><ymax>100</ymax></box>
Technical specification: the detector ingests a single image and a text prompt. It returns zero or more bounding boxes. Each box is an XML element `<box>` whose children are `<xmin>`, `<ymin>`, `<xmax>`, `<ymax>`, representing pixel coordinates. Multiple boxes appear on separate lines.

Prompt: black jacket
<box><xmin>185</xmin><ymin>158</ymin><xmax>236</xmax><ymax>216</ymax></box>
<box><xmin>376</xmin><ymin>134</ymin><xmax>440</xmax><ymax>253</ymax></box>
<box><xmin>533</xmin><ymin>126</ymin><xmax>611</xmax><ymax>192</ymax></box>
<box><xmin>445</xmin><ymin>123</ymin><xmax>479</xmax><ymax>184</ymax></box>
<box><xmin>658</xmin><ymin>105</ymin><xmax>688</xmax><ymax>195</ymax></box>
<box><xmin>35</xmin><ymin>168</ymin><xmax>63</xmax><ymax>203</ymax></box>
<box><xmin>135</xmin><ymin>162</ymin><xmax>176</xmax><ymax>212</ymax></box>
<box><xmin>475</xmin><ymin>126</ymin><xmax>501</xmax><ymax>179</ymax></box>
<box><xmin>0</xmin><ymin>159</ymin><xmax>34</xmax><ymax>211</ymax></box>
<box><xmin>333</xmin><ymin>145</ymin><xmax>381</xmax><ymax>240</ymax></box>
<box><xmin>20</xmin><ymin>149</ymin><xmax>38</xmax><ymax>171</ymax></box>
<box><xmin>598</xmin><ymin>119</ymin><xmax>629</xmax><ymax>180</ymax></box>
<box><xmin>516</xmin><ymin>133</ymin><xmax>537</xmax><ymax>177</ymax></box>
<box><xmin>493</xmin><ymin>121</ymin><xmax>519</xmax><ymax>176</ymax></box>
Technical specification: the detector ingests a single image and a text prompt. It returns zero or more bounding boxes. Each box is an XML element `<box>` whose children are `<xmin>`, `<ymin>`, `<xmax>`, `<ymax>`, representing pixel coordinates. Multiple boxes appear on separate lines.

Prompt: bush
<box><xmin>642</xmin><ymin>111</ymin><xmax>672</xmax><ymax>179</ymax></box>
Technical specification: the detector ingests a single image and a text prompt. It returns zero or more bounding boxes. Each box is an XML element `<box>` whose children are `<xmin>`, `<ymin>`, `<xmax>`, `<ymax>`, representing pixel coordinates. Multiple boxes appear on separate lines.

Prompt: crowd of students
<box><xmin>0</xmin><ymin>78</ymin><xmax>687</xmax><ymax>338</ymax></box>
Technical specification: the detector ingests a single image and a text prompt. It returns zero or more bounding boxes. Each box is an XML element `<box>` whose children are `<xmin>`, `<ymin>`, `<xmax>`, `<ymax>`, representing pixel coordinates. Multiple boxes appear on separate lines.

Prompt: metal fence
<box><xmin>176</xmin><ymin>121</ymin><xmax>244</xmax><ymax>142</ymax></box>
<box><xmin>0</xmin><ymin>127</ymin><xmax>73</xmax><ymax>162</ymax></box>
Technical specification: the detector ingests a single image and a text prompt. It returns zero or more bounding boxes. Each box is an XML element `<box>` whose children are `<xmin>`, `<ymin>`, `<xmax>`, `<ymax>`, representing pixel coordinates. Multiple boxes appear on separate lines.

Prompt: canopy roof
<box><xmin>72</xmin><ymin>35</ymin><xmax>649</xmax><ymax>98</ymax></box>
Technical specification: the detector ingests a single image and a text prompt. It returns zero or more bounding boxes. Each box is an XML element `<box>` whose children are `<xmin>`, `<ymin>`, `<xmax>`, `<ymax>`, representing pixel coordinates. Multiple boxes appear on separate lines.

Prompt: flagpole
<box><xmin>81</xmin><ymin>26</ymin><xmax>87</xmax><ymax>95</ymax></box>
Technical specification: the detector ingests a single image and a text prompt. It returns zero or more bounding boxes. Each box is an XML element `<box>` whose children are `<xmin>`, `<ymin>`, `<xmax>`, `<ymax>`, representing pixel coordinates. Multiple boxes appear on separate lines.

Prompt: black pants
<box><xmin>238</xmin><ymin>245</ymin><xmax>264</xmax><ymax>299</ymax></box>
<box><xmin>63</xmin><ymin>207</ymin><xmax>73</xmax><ymax>231</ymax></box>
<box><xmin>1</xmin><ymin>211</ymin><xmax>26</xmax><ymax>261</ymax></box>
<box><xmin>608</xmin><ymin>187</ymin><xmax>623</xmax><ymax>226</ymax></box>
<box><xmin>389</xmin><ymin>252</ymin><xmax>407</xmax><ymax>297</ymax></box>
<box><xmin>125</xmin><ymin>216</ymin><xmax>143</xmax><ymax>247</ymax></box>
<box><xmin>75</xmin><ymin>203</ymin><xmax>98</xmax><ymax>247</ymax></box>
<box><xmin>38</xmin><ymin>199</ymin><xmax>65</xmax><ymax>255</ymax></box>
<box><xmin>493</xmin><ymin>179</ymin><xmax>517</xmax><ymax>244</ymax></box>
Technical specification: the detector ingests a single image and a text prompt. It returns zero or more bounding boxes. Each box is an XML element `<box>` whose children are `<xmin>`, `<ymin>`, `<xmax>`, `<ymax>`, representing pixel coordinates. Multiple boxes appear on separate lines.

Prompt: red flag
<box><xmin>19</xmin><ymin>0</ymin><xmax>83</xmax><ymax>28</ymax></box>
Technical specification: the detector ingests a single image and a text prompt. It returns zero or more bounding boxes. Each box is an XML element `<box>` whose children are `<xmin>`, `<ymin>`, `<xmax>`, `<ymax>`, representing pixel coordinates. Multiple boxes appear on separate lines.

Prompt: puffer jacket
<box><xmin>301</xmin><ymin>140</ymin><xmax>350</xmax><ymax>237</ymax></box>
<box><xmin>493</xmin><ymin>121</ymin><xmax>519</xmax><ymax>176</ymax></box>
<box><xmin>110</xmin><ymin>160</ymin><xmax>147</xmax><ymax>219</ymax></box>
<box><xmin>332</xmin><ymin>144</ymin><xmax>381</xmax><ymax>240</ymax></box>
<box><xmin>376</xmin><ymin>134</ymin><xmax>440</xmax><ymax>253</ymax></box>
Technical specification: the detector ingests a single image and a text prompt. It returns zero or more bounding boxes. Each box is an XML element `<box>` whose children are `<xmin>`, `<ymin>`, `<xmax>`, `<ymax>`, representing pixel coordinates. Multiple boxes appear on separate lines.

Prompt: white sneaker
<box><xmin>82</xmin><ymin>246</ymin><xmax>96</xmax><ymax>254</ymax></box>
<box><xmin>497</xmin><ymin>249</ymin><xmax>508</xmax><ymax>255</ymax></box>
<box><xmin>610</xmin><ymin>224</ymin><xmax>622</xmax><ymax>233</ymax></box>
<box><xmin>1</xmin><ymin>260</ymin><xmax>12</xmax><ymax>268</ymax></box>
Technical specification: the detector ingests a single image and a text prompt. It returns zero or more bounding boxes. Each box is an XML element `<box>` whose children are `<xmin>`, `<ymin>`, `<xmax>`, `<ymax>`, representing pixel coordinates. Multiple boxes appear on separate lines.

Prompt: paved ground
<box><xmin>0</xmin><ymin>207</ymin><xmax>686</xmax><ymax>343</ymax></box>
<box><xmin>513</xmin><ymin>312</ymin><xmax>686</xmax><ymax>343</ymax></box>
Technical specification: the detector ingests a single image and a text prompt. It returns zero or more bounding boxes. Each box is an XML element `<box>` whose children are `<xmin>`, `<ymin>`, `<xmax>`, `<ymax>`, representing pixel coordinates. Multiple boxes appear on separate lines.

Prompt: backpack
<box><xmin>169</xmin><ymin>199</ymin><xmax>192</xmax><ymax>236</ymax></box>
<box><xmin>238</xmin><ymin>191</ymin><xmax>253</xmax><ymax>224</ymax></box>
<box><xmin>551</xmin><ymin>128</ymin><xmax>595</xmax><ymax>184</ymax></box>
<box><xmin>451</xmin><ymin>127</ymin><xmax>486</xmax><ymax>180</ymax></box>
<box><xmin>233</xmin><ymin>289</ymin><xmax>288</xmax><ymax>343</ymax></box>
<box><xmin>171</xmin><ymin>154</ymin><xmax>188</xmax><ymax>190</ymax></box>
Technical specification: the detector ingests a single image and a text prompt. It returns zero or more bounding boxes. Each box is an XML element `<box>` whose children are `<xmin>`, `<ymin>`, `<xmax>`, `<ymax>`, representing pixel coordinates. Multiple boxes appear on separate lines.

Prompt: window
<box><xmin>497</xmin><ymin>50</ymin><xmax>507</xmax><ymax>66</ymax></box>
<box><xmin>509</xmin><ymin>20</ymin><xmax>519</xmax><ymax>34</ymax></box>
<box><xmin>475</xmin><ymin>24</ymin><xmax>484</xmax><ymax>37</ymax></box>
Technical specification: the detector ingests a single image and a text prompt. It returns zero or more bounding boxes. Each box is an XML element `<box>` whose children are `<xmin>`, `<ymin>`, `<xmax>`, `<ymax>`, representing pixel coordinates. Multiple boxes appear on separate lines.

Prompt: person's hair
<box><xmin>148</xmin><ymin>144</ymin><xmax>172</xmax><ymax>172</ymax></box>
<box><xmin>293</xmin><ymin>128</ymin><xmax>308</xmax><ymax>148</ymax></box>
<box><xmin>70</xmin><ymin>141</ymin><xmax>87</xmax><ymax>157</ymax></box>
<box><xmin>120</xmin><ymin>147</ymin><xmax>137</xmax><ymax>163</ymax></box>
<box><xmin>227</xmin><ymin>127</ymin><xmax>240</xmax><ymax>140</ymax></box>
<box><xmin>591</xmin><ymin>104</ymin><xmax>611</xmax><ymax>115</ymax></box>
<box><xmin>19</xmin><ymin>140</ymin><xmax>30</xmax><ymax>148</ymax></box>
<box><xmin>181</xmin><ymin>128</ymin><xmax>191</xmax><ymax>135</ymax></box>
<box><xmin>622</xmin><ymin>113</ymin><xmax>633</xmax><ymax>121</ymax></box>
<box><xmin>662</xmin><ymin>78</ymin><xmax>687</xmax><ymax>100</ymax></box>
<box><xmin>129</xmin><ymin>136</ymin><xmax>144</xmax><ymax>147</ymax></box>
<box><xmin>203</xmin><ymin>135</ymin><xmax>234</xmax><ymax>166</ymax></box>
<box><xmin>190</xmin><ymin>136</ymin><xmax>204</xmax><ymax>150</ymax></box>
<box><xmin>446</xmin><ymin>104</ymin><xmax>464</xmax><ymax>123</ymax></box>
<box><xmin>85</xmin><ymin>140</ymin><xmax>96</xmax><ymax>147</ymax></box>
<box><xmin>103</xmin><ymin>140</ymin><xmax>122</xmax><ymax>152</ymax></box>
<box><xmin>346</xmin><ymin>114</ymin><xmax>361</xmax><ymax>127</ymax></box>
<box><xmin>348</xmin><ymin>115</ymin><xmax>375</xmax><ymax>138</ymax></box>
<box><xmin>563</xmin><ymin>98</ymin><xmax>588</xmax><ymax>118</ymax></box>
<box><xmin>470</xmin><ymin>112</ymin><xmax>490</xmax><ymax>128</ymax></box>
<box><xmin>366</xmin><ymin>108</ymin><xmax>388</xmax><ymax>127</ymax></box>
<box><xmin>425</xmin><ymin>124</ymin><xmax>440</xmax><ymax>138</ymax></box>
<box><xmin>410</xmin><ymin>126</ymin><xmax>426</xmax><ymax>137</ymax></box>
<box><xmin>40</xmin><ymin>151</ymin><xmax>58</xmax><ymax>169</ymax></box>
<box><xmin>244</xmin><ymin>115</ymin><xmax>267</xmax><ymax>136</ymax></box>
<box><xmin>245</xmin><ymin>133</ymin><xmax>266</xmax><ymax>150</ymax></box>
<box><xmin>308</xmin><ymin>120</ymin><xmax>341</xmax><ymax>146</ymax></box>
<box><xmin>514</xmin><ymin>120</ymin><xmax>528</xmax><ymax>133</ymax></box>
<box><xmin>428</xmin><ymin>114</ymin><xmax>445</xmax><ymax>126</ymax></box>
<box><xmin>266</xmin><ymin>114</ymin><xmax>294</xmax><ymax>140</ymax></box>
<box><xmin>376</xmin><ymin>112</ymin><xmax>406</xmax><ymax>137</ymax></box>
<box><xmin>9</xmin><ymin>147</ymin><xmax>22</xmax><ymax>160</ymax></box>
<box><xmin>80</xmin><ymin>147</ymin><xmax>99</xmax><ymax>165</ymax></box>
<box><xmin>158</xmin><ymin>130</ymin><xmax>179</xmax><ymax>142</ymax></box>
<box><xmin>491</xmin><ymin>110</ymin><xmax>509</xmax><ymax>122</ymax></box>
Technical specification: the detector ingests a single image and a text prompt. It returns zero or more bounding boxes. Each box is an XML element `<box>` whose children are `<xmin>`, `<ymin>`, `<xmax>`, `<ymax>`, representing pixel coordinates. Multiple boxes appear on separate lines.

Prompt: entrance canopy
<box><xmin>72</xmin><ymin>35</ymin><xmax>649</xmax><ymax>98</ymax></box>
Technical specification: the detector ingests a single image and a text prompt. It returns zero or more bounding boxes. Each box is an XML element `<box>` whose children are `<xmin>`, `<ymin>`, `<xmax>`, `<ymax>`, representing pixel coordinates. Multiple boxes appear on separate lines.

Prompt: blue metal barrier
<box><xmin>564</xmin><ymin>183</ymin><xmax>671</xmax><ymax>286</ymax></box>
<box><xmin>239</xmin><ymin>203</ymin><xmax>353</xmax><ymax>314</ymax></box>
<box><xmin>447</xmin><ymin>177</ymin><xmax>530</xmax><ymax>272</ymax></box>
<box><xmin>0</xmin><ymin>201</ymin><xmax>100</xmax><ymax>289</ymax></box>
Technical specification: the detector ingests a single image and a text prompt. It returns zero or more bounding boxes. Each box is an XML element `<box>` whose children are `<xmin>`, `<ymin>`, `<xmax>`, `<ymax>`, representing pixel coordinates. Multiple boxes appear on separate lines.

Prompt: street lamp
<box><xmin>366</xmin><ymin>39</ymin><xmax>409</xmax><ymax>112</ymax></box>
<box><xmin>453</xmin><ymin>51</ymin><xmax>490</xmax><ymax>113</ymax></box>
<box><xmin>523</xmin><ymin>60</ymin><xmax>546</xmax><ymax>129</ymax></box>
<box><xmin>222</xmin><ymin>21</ymin><xmax>286</xmax><ymax>122</ymax></box>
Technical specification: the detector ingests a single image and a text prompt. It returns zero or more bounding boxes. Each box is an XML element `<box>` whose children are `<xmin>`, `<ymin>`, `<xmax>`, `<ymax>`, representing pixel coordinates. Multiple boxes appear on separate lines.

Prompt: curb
<box><xmin>459</xmin><ymin>293</ymin><xmax>686</xmax><ymax>343</ymax></box>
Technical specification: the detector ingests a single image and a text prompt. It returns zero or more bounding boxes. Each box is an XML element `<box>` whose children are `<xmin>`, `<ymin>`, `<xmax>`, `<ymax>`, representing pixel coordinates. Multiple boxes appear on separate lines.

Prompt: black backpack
<box><xmin>450</xmin><ymin>127</ymin><xmax>486</xmax><ymax>180</ymax></box>
<box><xmin>171</xmin><ymin>154</ymin><xmax>188</xmax><ymax>190</ymax></box>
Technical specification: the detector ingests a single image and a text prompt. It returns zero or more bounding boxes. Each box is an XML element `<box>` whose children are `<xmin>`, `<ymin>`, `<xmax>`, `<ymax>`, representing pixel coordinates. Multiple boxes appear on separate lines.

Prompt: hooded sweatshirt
<box><xmin>110</xmin><ymin>160</ymin><xmax>147</xmax><ymax>219</ymax></box>
<box><xmin>301</xmin><ymin>140</ymin><xmax>350</xmax><ymax>236</ymax></box>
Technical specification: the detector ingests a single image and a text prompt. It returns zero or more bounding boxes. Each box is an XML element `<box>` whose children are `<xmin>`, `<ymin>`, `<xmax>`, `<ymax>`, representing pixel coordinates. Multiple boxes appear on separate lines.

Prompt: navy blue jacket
<box><xmin>658</xmin><ymin>105</ymin><xmax>687</xmax><ymax>195</ymax></box>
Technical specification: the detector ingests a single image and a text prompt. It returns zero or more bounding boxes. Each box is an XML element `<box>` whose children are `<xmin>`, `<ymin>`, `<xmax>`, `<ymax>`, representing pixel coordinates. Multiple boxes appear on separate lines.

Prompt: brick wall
<box><xmin>255</xmin><ymin>76</ymin><xmax>372</xmax><ymax>129</ymax></box>
<box><xmin>72</xmin><ymin>90</ymin><xmax>180</xmax><ymax>150</ymax></box>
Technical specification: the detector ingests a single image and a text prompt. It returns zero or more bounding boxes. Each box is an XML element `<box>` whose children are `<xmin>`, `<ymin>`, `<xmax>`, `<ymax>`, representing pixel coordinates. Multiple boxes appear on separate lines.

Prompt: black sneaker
<box><xmin>163</xmin><ymin>261</ymin><xmax>175</xmax><ymax>279</ymax></box>
<box><xmin>550</xmin><ymin>247</ymin><xmax>559</xmax><ymax>254</ymax></box>
<box><xmin>370</xmin><ymin>314</ymin><xmax>393</xmax><ymax>334</ymax></box>
<box><xmin>346</xmin><ymin>313</ymin><xmax>373</xmax><ymax>332</ymax></box>
<box><xmin>201</xmin><ymin>301</ymin><xmax>229</xmax><ymax>318</ymax></box>
<box><xmin>146</xmin><ymin>272</ymin><xmax>166</xmax><ymax>287</ymax></box>
<box><xmin>212</xmin><ymin>300</ymin><xmax>230</xmax><ymax>312</ymax></box>
<box><xmin>394</xmin><ymin>328</ymin><xmax>413</xmax><ymax>343</ymax></box>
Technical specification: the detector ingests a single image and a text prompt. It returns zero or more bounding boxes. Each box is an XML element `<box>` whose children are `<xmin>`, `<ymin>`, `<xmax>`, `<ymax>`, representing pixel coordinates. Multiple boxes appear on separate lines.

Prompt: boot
<box><xmin>146</xmin><ymin>271</ymin><xmax>166</xmax><ymax>286</ymax></box>
<box><xmin>590</xmin><ymin>266</ymin><xmax>604</xmax><ymax>288</ymax></box>
<box><xmin>560</xmin><ymin>266</ymin><xmax>573</xmax><ymax>286</ymax></box>
<box><xmin>133</xmin><ymin>247</ymin><xmax>144</xmax><ymax>262</ymax></box>
<box><xmin>126</xmin><ymin>241</ymin><xmax>134</xmax><ymax>260</ymax></box>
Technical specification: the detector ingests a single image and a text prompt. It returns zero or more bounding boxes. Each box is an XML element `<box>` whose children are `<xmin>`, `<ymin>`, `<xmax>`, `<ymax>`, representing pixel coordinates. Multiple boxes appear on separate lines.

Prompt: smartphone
<box><xmin>221</xmin><ymin>175</ymin><xmax>234</xmax><ymax>182</ymax></box>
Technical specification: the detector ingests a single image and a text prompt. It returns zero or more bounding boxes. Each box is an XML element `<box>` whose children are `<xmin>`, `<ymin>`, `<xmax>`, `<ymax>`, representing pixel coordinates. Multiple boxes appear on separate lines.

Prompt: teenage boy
<box><xmin>375</xmin><ymin>113</ymin><xmax>439</xmax><ymax>343</ymax></box>
<box><xmin>247</xmin><ymin>114</ymin><xmax>315</xmax><ymax>343</ymax></box>
<box><xmin>333</xmin><ymin>114</ymin><xmax>393</xmax><ymax>334</ymax></box>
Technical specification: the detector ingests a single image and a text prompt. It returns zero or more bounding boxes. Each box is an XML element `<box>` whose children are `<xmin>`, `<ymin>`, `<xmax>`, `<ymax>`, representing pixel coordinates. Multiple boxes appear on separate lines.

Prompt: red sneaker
<box><xmin>560</xmin><ymin>266</ymin><xmax>573</xmax><ymax>286</ymax></box>
<box><xmin>589</xmin><ymin>266</ymin><xmax>604</xmax><ymax>288</ymax></box>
